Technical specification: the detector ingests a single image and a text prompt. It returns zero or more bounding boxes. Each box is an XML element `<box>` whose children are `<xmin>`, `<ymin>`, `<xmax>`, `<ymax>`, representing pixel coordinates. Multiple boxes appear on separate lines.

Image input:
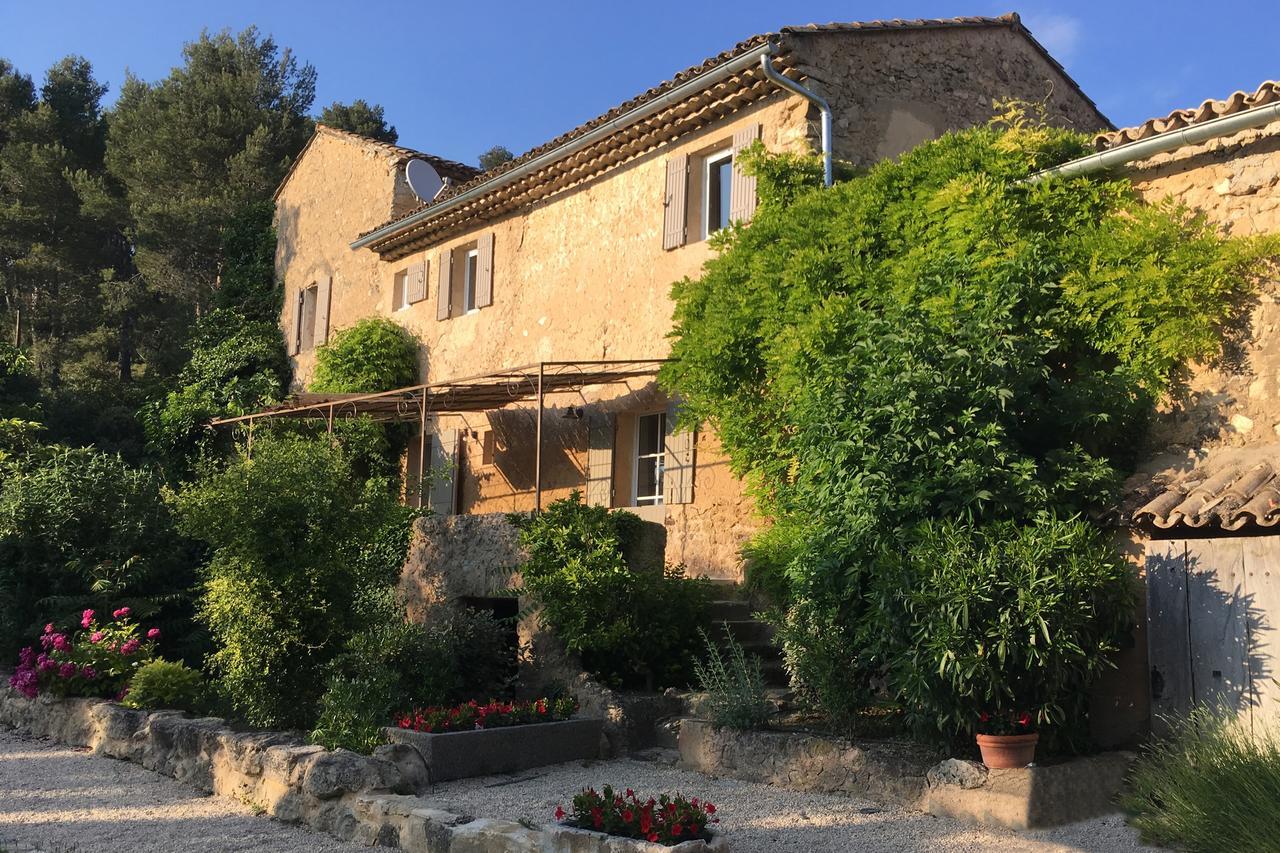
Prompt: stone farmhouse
<box><xmin>258</xmin><ymin>13</ymin><xmax>1108</xmax><ymax>582</ymax></box>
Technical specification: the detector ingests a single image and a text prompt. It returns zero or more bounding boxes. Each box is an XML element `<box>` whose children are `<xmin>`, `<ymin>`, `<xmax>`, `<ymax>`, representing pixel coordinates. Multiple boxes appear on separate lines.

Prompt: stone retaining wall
<box><xmin>0</xmin><ymin>686</ymin><xmax>714</xmax><ymax>852</ymax></box>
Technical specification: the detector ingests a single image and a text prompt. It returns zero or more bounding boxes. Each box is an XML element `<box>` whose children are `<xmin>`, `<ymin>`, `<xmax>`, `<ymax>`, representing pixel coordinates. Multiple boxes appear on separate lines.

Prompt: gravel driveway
<box><xmin>1</xmin><ymin>729</ymin><xmax>1159</xmax><ymax>853</ymax></box>
<box><xmin>0</xmin><ymin>730</ymin><xmax>366</xmax><ymax>853</ymax></box>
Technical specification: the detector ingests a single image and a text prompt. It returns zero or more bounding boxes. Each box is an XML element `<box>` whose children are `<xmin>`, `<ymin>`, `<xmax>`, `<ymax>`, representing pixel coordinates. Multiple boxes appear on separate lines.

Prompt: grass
<box><xmin>1122</xmin><ymin>707</ymin><xmax>1280</xmax><ymax>853</ymax></box>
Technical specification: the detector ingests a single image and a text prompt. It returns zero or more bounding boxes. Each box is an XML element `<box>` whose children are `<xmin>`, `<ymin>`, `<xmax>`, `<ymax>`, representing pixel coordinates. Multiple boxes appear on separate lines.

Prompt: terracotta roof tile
<box><xmin>1095</xmin><ymin>80</ymin><xmax>1280</xmax><ymax>151</ymax></box>
<box><xmin>1130</xmin><ymin>448</ymin><xmax>1280</xmax><ymax>531</ymax></box>
<box><xmin>359</xmin><ymin>12</ymin><xmax>1095</xmax><ymax>258</ymax></box>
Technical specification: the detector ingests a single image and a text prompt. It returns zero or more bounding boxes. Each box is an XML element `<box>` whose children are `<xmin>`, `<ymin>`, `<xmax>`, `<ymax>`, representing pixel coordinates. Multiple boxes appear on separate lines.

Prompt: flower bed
<box><xmin>555</xmin><ymin>785</ymin><xmax>720</xmax><ymax>847</ymax></box>
<box><xmin>394</xmin><ymin>696</ymin><xmax>575</xmax><ymax>733</ymax></box>
<box><xmin>8</xmin><ymin>607</ymin><xmax>159</xmax><ymax>700</ymax></box>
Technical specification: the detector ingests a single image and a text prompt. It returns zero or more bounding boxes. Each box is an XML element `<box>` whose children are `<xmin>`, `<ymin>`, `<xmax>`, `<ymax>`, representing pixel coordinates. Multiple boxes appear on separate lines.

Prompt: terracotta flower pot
<box><xmin>976</xmin><ymin>732</ymin><xmax>1038</xmax><ymax>768</ymax></box>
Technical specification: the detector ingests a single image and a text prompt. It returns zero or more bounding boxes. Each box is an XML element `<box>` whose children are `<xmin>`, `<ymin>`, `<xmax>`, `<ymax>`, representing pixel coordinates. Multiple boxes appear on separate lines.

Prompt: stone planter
<box><xmin>384</xmin><ymin>717</ymin><xmax>603</xmax><ymax>782</ymax></box>
<box><xmin>543</xmin><ymin>823</ymin><xmax>728</xmax><ymax>852</ymax></box>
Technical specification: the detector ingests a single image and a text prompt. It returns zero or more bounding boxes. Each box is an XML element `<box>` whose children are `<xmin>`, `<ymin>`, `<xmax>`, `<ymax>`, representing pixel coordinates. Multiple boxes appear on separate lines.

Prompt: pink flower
<box><xmin>90</xmin><ymin>631</ymin><xmax>104</xmax><ymax>644</ymax></box>
<box><xmin>38</xmin><ymin>658</ymin><xmax>56</xmax><ymax>673</ymax></box>
<box><xmin>112</xmin><ymin>607</ymin><xmax>130</xmax><ymax>620</ymax></box>
<box><xmin>44</xmin><ymin>623</ymin><xmax>54</xmax><ymax>634</ymax></box>
<box><xmin>52</xmin><ymin>635</ymin><xmax>70</xmax><ymax>653</ymax></box>
<box><xmin>57</xmin><ymin>662</ymin><xmax>76</xmax><ymax>679</ymax></box>
<box><xmin>79</xmin><ymin>665</ymin><xmax>97</xmax><ymax>680</ymax></box>
<box><xmin>147</xmin><ymin>628</ymin><xmax>161</xmax><ymax>641</ymax></box>
<box><xmin>81</xmin><ymin>609</ymin><xmax>95</xmax><ymax>628</ymax></box>
<box><xmin>9</xmin><ymin>668</ymin><xmax>38</xmax><ymax>699</ymax></box>
<box><xmin>17</xmin><ymin>646</ymin><xmax>35</xmax><ymax>667</ymax></box>
<box><xmin>120</xmin><ymin>638</ymin><xmax>140</xmax><ymax>656</ymax></box>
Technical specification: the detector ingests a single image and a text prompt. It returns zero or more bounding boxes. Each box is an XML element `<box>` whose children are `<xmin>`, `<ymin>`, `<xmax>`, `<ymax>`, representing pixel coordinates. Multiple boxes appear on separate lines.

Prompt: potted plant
<box><xmin>549</xmin><ymin>786</ymin><xmax>725</xmax><ymax>850</ymax></box>
<box><xmin>975</xmin><ymin>710</ymin><xmax>1038</xmax><ymax>769</ymax></box>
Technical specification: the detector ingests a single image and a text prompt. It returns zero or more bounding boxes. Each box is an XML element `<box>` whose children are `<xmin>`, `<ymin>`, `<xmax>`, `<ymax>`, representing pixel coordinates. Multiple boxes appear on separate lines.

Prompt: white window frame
<box><xmin>631</xmin><ymin>412</ymin><xmax>665</xmax><ymax>506</ymax></box>
<box><xmin>462</xmin><ymin>248</ymin><xmax>480</xmax><ymax>314</ymax></box>
<box><xmin>702</xmin><ymin>147</ymin><xmax>733</xmax><ymax>240</ymax></box>
<box><xmin>393</xmin><ymin>270</ymin><xmax>411</xmax><ymax>312</ymax></box>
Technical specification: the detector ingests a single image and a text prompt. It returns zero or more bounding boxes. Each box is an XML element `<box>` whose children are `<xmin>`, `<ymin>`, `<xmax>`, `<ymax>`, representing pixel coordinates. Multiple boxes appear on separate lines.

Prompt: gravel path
<box><xmin>0</xmin><ymin>730</ymin><xmax>367</xmax><ymax>853</ymax></box>
<box><xmin>430</xmin><ymin>756</ymin><xmax>1162</xmax><ymax>853</ymax></box>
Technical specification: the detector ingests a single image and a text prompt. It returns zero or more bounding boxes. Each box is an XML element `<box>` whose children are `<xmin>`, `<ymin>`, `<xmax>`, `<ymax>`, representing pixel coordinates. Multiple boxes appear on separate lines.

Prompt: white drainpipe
<box><xmin>1029</xmin><ymin>100</ymin><xmax>1280</xmax><ymax>182</ymax></box>
<box><xmin>759</xmin><ymin>40</ymin><xmax>834</xmax><ymax>187</ymax></box>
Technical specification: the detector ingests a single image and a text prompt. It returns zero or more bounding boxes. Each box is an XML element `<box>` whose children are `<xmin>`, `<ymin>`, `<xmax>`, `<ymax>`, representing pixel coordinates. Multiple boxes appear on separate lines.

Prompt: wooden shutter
<box><xmin>289</xmin><ymin>289</ymin><xmax>303</xmax><ymax>355</ymax></box>
<box><xmin>428</xmin><ymin>428</ymin><xmax>459</xmax><ymax>515</ymax></box>
<box><xmin>586</xmin><ymin>411</ymin><xmax>615</xmax><ymax>507</ymax></box>
<box><xmin>476</xmin><ymin>233</ymin><xmax>494</xmax><ymax>308</ymax></box>
<box><xmin>730</xmin><ymin>123</ymin><xmax>761</xmax><ymax>224</ymax></box>
<box><xmin>436</xmin><ymin>249</ymin><xmax>452</xmax><ymax>321</ymax></box>
<box><xmin>662</xmin><ymin>154</ymin><xmax>688</xmax><ymax>250</ymax></box>
<box><xmin>315</xmin><ymin>276</ymin><xmax>333</xmax><ymax>345</ymax></box>
<box><xmin>663</xmin><ymin>401</ymin><xmax>696</xmax><ymax>504</ymax></box>
<box><xmin>407</xmin><ymin>259</ymin><xmax>427</xmax><ymax>304</ymax></box>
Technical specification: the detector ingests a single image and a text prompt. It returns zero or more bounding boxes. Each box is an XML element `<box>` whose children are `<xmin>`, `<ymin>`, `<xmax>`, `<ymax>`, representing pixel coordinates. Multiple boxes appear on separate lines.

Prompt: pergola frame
<box><xmin>210</xmin><ymin>359</ymin><xmax>668</xmax><ymax>511</ymax></box>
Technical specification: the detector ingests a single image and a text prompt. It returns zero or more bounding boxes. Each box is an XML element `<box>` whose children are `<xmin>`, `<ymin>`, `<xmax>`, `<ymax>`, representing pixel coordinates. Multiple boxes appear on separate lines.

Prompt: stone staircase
<box><xmin>700</xmin><ymin>580</ymin><xmax>788</xmax><ymax>688</ymax></box>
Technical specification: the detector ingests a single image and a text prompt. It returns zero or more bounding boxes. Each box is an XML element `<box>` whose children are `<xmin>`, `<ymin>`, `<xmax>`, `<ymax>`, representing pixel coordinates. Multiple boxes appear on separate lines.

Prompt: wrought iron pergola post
<box><xmin>417</xmin><ymin>391</ymin><xmax>427</xmax><ymax>509</ymax></box>
<box><xmin>534</xmin><ymin>362</ymin><xmax>544</xmax><ymax>513</ymax></box>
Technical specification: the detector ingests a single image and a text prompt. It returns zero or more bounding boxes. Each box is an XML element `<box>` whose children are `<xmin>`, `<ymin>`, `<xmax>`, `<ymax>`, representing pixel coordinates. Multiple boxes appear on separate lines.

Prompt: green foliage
<box><xmin>319</xmin><ymin>99</ymin><xmax>398</xmax><ymax>144</ymax></box>
<box><xmin>0</xmin><ymin>447</ymin><xmax>194</xmax><ymax>658</ymax></box>
<box><xmin>478</xmin><ymin>145</ymin><xmax>515</xmax><ymax>171</ymax></box>
<box><xmin>174</xmin><ymin>434</ymin><xmax>409</xmax><ymax>728</ymax></box>
<box><xmin>512</xmin><ymin>492</ymin><xmax>709</xmax><ymax>688</ymax></box>
<box><xmin>214</xmin><ymin>201</ymin><xmax>282</xmax><ymax>323</ymax></box>
<box><xmin>310</xmin><ymin>671</ymin><xmax>399</xmax><ymax>753</ymax></box>
<box><xmin>662</xmin><ymin>122</ymin><xmax>1277</xmax><ymax>734</ymax></box>
<box><xmin>122</xmin><ymin>658</ymin><xmax>205</xmax><ymax>712</ymax></box>
<box><xmin>692</xmin><ymin>626</ymin><xmax>772</xmax><ymax>729</ymax></box>
<box><xmin>1123</xmin><ymin>708</ymin><xmax>1280</xmax><ymax>852</ymax></box>
<box><xmin>311</xmin><ymin>317</ymin><xmax>418</xmax><ymax>393</ymax></box>
<box><xmin>872</xmin><ymin>516</ymin><xmax>1136</xmax><ymax>748</ymax></box>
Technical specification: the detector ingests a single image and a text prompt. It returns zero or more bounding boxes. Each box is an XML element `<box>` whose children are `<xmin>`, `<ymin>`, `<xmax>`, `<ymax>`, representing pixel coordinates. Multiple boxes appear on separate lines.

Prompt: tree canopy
<box><xmin>319</xmin><ymin>99</ymin><xmax>397</xmax><ymax>143</ymax></box>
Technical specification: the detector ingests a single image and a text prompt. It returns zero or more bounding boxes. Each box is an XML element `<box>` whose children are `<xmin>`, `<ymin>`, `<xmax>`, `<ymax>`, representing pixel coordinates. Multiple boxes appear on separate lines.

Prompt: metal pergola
<box><xmin>210</xmin><ymin>359</ymin><xmax>668</xmax><ymax>511</ymax></box>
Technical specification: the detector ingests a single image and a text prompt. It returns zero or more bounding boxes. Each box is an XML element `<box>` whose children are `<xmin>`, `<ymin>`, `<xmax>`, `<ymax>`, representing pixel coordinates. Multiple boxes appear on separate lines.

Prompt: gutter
<box><xmin>351</xmin><ymin>40</ymin><xmax>778</xmax><ymax>251</ymax></box>
<box><xmin>1029</xmin><ymin>99</ymin><xmax>1280</xmax><ymax>182</ymax></box>
<box><xmin>759</xmin><ymin>40</ymin><xmax>833</xmax><ymax>187</ymax></box>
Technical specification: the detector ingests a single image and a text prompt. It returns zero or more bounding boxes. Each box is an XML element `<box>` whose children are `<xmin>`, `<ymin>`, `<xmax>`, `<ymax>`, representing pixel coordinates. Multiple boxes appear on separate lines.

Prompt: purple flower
<box><xmin>57</xmin><ymin>662</ymin><xmax>76</xmax><ymax>679</ymax></box>
<box><xmin>17</xmin><ymin>646</ymin><xmax>35</xmax><ymax>667</ymax></box>
<box><xmin>39</xmin><ymin>633</ymin><xmax>53</xmax><ymax>650</ymax></box>
<box><xmin>51</xmin><ymin>635</ymin><xmax>70</xmax><ymax>653</ymax></box>
<box><xmin>120</xmin><ymin>638</ymin><xmax>140</xmax><ymax>656</ymax></box>
<box><xmin>38</xmin><ymin>658</ymin><xmax>56</xmax><ymax>673</ymax></box>
<box><xmin>112</xmin><ymin>607</ymin><xmax>131</xmax><ymax>620</ymax></box>
<box><xmin>147</xmin><ymin>628</ymin><xmax>161</xmax><ymax>641</ymax></box>
<box><xmin>90</xmin><ymin>631</ymin><xmax>104</xmax><ymax>644</ymax></box>
<box><xmin>8</xmin><ymin>668</ymin><xmax>38</xmax><ymax>699</ymax></box>
<box><xmin>43</xmin><ymin>623</ymin><xmax>54</xmax><ymax>634</ymax></box>
<box><xmin>79</xmin><ymin>665</ymin><xmax>97</xmax><ymax>680</ymax></box>
<box><xmin>81</xmin><ymin>609</ymin><xmax>95</xmax><ymax>629</ymax></box>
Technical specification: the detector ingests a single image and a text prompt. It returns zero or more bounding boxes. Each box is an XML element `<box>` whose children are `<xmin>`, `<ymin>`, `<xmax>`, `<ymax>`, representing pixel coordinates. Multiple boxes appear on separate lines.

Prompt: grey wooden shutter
<box><xmin>428</xmin><ymin>428</ymin><xmax>459</xmax><ymax>515</ymax></box>
<box><xmin>663</xmin><ymin>401</ymin><xmax>696</xmax><ymax>504</ymax></box>
<box><xmin>1145</xmin><ymin>539</ymin><xmax>1191</xmax><ymax>736</ymax></box>
<box><xmin>730</xmin><ymin>123</ymin><xmax>761</xmax><ymax>224</ymax></box>
<box><xmin>662</xmin><ymin>154</ymin><xmax>688</xmax><ymax>250</ymax></box>
<box><xmin>586</xmin><ymin>411</ymin><xmax>615</xmax><ymax>507</ymax></box>
<box><xmin>289</xmin><ymin>289</ymin><xmax>303</xmax><ymax>355</ymax></box>
<box><xmin>476</xmin><ymin>232</ymin><xmax>494</xmax><ymax>308</ymax></box>
<box><xmin>436</xmin><ymin>250</ymin><xmax>452</xmax><ymax>321</ymax></box>
<box><xmin>407</xmin><ymin>259</ymin><xmax>427</xmax><ymax>304</ymax></box>
<box><xmin>315</xmin><ymin>276</ymin><xmax>333</xmax><ymax>345</ymax></box>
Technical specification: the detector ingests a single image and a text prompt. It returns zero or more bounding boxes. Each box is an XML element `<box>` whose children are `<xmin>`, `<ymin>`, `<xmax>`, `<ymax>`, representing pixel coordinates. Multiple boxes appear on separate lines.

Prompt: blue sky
<box><xmin>1</xmin><ymin>1</ymin><xmax>1275</xmax><ymax>167</ymax></box>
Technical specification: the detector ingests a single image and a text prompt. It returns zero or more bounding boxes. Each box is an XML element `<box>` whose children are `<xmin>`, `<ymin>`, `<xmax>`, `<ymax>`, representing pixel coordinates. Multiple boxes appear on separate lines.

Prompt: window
<box><xmin>702</xmin><ymin>148</ymin><xmax>733</xmax><ymax>239</ymax></box>
<box><xmin>633</xmin><ymin>412</ymin><xmax>665</xmax><ymax>506</ymax></box>
<box><xmin>481</xmin><ymin>429</ymin><xmax>496</xmax><ymax>466</ymax></box>
<box><xmin>299</xmin><ymin>284</ymin><xmax>318</xmax><ymax>351</ymax></box>
<box><xmin>392</xmin><ymin>270</ymin><xmax>411</xmax><ymax>311</ymax></box>
<box><xmin>462</xmin><ymin>248</ymin><xmax>479</xmax><ymax>314</ymax></box>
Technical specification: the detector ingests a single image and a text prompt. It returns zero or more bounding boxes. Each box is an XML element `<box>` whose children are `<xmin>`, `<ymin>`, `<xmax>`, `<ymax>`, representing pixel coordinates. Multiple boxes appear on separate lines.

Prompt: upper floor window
<box><xmin>634</xmin><ymin>411</ymin><xmax>665</xmax><ymax>506</ymax></box>
<box><xmin>703</xmin><ymin>148</ymin><xmax>733</xmax><ymax>239</ymax></box>
<box><xmin>392</xmin><ymin>270</ymin><xmax>411</xmax><ymax>311</ymax></box>
<box><xmin>662</xmin><ymin>123</ymin><xmax>760</xmax><ymax>251</ymax></box>
<box><xmin>299</xmin><ymin>284</ymin><xmax>318</xmax><ymax>351</ymax></box>
<box><xmin>437</xmin><ymin>233</ymin><xmax>494</xmax><ymax>321</ymax></box>
<box><xmin>462</xmin><ymin>248</ymin><xmax>480</xmax><ymax>314</ymax></box>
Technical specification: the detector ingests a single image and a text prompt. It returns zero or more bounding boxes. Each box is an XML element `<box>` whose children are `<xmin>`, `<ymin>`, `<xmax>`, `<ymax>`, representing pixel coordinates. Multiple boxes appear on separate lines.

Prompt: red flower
<box><xmin>1018</xmin><ymin>712</ymin><xmax>1032</xmax><ymax>728</ymax></box>
<box><xmin>554</xmin><ymin>806</ymin><xmax>565</xmax><ymax>820</ymax></box>
<box><xmin>704</xmin><ymin>803</ymin><xmax>716</xmax><ymax>814</ymax></box>
<box><xmin>640</xmin><ymin>810</ymin><xmax>652</xmax><ymax>834</ymax></box>
<box><xmin>625</xmin><ymin>788</ymin><xmax>634</xmax><ymax>799</ymax></box>
<box><xmin>591</xmin><ymin>807</ymin><xmax>603</xmax><ymax>829</ymax></box>
<box><xmin>672</xmin><ymin>824</ymin><xmax>683</xmax><ymax>837</ymax></box>
<box><xmin>647</xmin><ymin>834</ymin><xmax>659</xmax><ymax>843</ymax></box>
<box><xmin>622</xmin><ymin>809</ymin><xmax>634</xmax><ymax>822</ymax></box>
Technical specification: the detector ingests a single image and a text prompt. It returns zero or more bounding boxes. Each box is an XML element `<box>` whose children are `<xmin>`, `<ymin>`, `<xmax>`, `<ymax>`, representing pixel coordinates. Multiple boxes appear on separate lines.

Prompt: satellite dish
<box><xmin>405</xmin><ymin>159</ymin><xmax>443</xmax><ymax>202</ymax></box>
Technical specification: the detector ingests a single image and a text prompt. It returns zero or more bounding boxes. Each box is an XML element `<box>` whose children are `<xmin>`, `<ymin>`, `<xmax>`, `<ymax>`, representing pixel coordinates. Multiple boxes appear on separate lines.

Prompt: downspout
<box><xmin>759</xmin><ymin>40</ymin><xmax>833</xmax><ymax>187</ymax></box>
<box><xmin>1029</xmin><ymin>99</ymin><xmax>1280</xmax><ymax>182</ymax></box>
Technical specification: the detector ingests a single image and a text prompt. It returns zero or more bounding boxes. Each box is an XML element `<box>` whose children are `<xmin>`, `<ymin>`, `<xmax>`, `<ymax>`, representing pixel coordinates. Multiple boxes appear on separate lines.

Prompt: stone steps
<box><xmin>697</xmin><ymin>581</ymin><xmax>787</xmax><ymax>688</ymax></box>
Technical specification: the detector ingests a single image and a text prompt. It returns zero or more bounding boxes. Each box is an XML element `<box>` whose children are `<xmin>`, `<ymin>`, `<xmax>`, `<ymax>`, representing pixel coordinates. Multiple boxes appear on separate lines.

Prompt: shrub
<box><xmin>0</xmin><ymin>448</ymin><xmax>194</xmax><ymax>658</ymax></box>
<box><xmin>554</xmin><ymin>786</ymin><xmax>719</xmax><ymax>845</ymax></box>
<box><xmin>310</xmin><ymin>670</ymin><xmax>399</xmax><ymax>753</ymax></box>
<box><xmin>9</xmin><ymin>606</ymin><xmax>159</xmax><ymax>699</ymax></box>
<box><xmin>692</xmin><ymin>627</ymin><xmax>772</xmax><ymax>730</ymax></box>
<box><xmin>872</xmin><ymin>516</ymin><xmax>1136</xmax><ymax>749</ymax></box>
<box><xmin>512</xmin><ymin>492</ymin><xmax>709</xmax><ymax>688</ymax></box>
<box><xmin>310</xmin><ymin>317</ymin><xmax>417</xmax><ymax>394</ymax></box>
<box><xmin>122</xmin><ymin>658</ymin><xmax>205</xmax><ymax>712</ymax></box>
<box><xmin>395</xmin><ymin>697</ymin><xmax>576</xmax><ymax>733</ymax></box>
<box><xmin>174</xmin><ymin>434</ymin><xmax>410</xmax><ymax>728</ymax></box>
<box><xmin>1123</xmin><ymin>708</ymin><xmax>1280</xmax><ymax>852</ymax></box>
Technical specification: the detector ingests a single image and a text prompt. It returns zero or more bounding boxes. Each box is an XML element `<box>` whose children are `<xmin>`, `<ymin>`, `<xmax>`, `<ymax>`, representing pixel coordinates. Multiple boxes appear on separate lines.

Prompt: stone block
<box><xmin>384</xmin><ymin>718</ymin><xmax>602</xmax><ymax>782</ymax></box>
<box><xmin>543</xmin><ymin>824</ymin><xmax>729</xmax><ymax>852</ymax></box>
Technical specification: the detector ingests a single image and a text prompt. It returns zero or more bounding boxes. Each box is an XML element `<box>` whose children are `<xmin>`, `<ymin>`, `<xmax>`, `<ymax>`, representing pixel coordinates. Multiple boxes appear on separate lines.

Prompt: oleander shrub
<box><xmin>512</xmin><ymin>492</ymin><xmax>710</xmax><ymax>688</ymax></box>
<box><xmin>9</xmin><ymin>606</ymin><xmax>159</xmax><ymax>699</ymax></box>
<box><xmin>692</xmin><ymin>626</ymin><xmax>772</xmax><ymax>730</ymax></box>
<box><xmin>1123</xmin><ymin>708</ymin><xmax>1280</xmax><ymax>852</ymax></box>
<box><xmin>310</xmin><ymin>670</ymin><xmax>400</xmax><ymax>754</ymax></box>
<box><xmin>661</xmin><ymin>113</ymin><xmax>1278</xmax><ymax>733</ymax></box>
<box><xmin>122</xmin><ymin>658</ymin><xmax>206</xmax><ymax>712</ymax></box>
